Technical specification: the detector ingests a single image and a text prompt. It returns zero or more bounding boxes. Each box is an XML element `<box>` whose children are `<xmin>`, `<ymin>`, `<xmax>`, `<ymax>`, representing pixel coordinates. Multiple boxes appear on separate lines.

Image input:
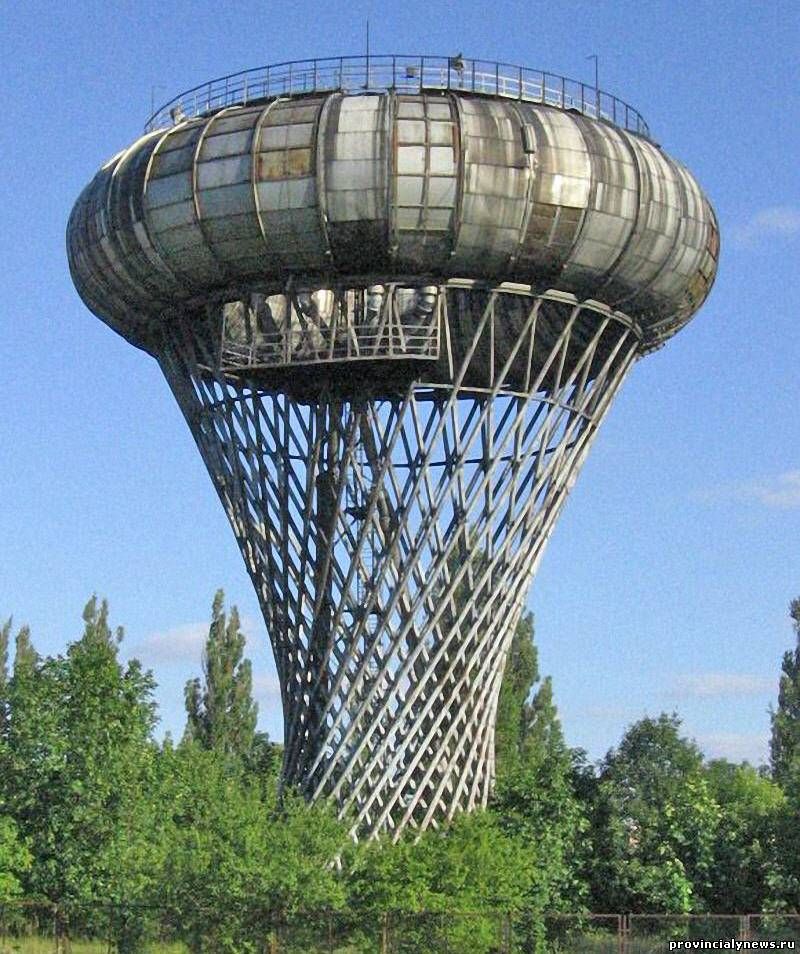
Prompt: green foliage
<box><xmin>494</xmin><ymin>612</ymin><xmax>539</xmax><ymax>773</ymax></box>
<box><xmin>0</xmin><ymin>619</ymin><xmax>8</xmax><ymax>735</ymax></box>
<box><xmin>159</xmin><ymin>744</ymin><xmax>346</xmax><ymax>952</ymax></box>
<box><xmin>491</xmin><ymin>612</ymin><xmax>588</xmax><ymax>913</ymax></box>
<box><xmin>766</xmin><ymin>758</ymin><xmax>800</xmax><ymax>912</ymax></box>
<box><xmin>0</xmin><ymin>597</ymin><xmax>159</xmax><ymax>910</ymax></box>
<box><xmin>588</xmin><ymin>714</ymin><xmax>720</xmax><ymax>914</ymax></box>
<box><xmin>345</xmin><ymin>810</ymin><xmax>537</xmax><ymax>953</ymax></box>
<box><xmin>0</xmin><ymin>815</ymin><xmax>31</xmax><ymax>901</ymax></box>
<box><xmin>770</xmin><ymin>599</ymin><xmax>800</xmax><ymax>787</ymax></box>
<box><xmin>183</xmin><ymin>590</ymin><xmax>258</xmax><ymax>762</ymax></box>
<box><xmin>5</xmin><ymin>587</ymin><xmax>800</xmax><ymax>940</ymax></box>
<box><xmin>702</xmin><ymin>759</ymin><xmax>785</xmax><ymax>913</ymax></box>
<box><xmin>11</xmin><ymin>624</ymin><xmax>37</xmax><ymax>681</ymax></box>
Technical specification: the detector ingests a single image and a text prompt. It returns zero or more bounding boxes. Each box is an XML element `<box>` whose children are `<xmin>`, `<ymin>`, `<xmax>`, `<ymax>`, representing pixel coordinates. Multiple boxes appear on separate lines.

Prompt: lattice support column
<box><xmin>157</xmin><ymin>286</ymin><xmax>641</xmax><ymax>839</ymax></box>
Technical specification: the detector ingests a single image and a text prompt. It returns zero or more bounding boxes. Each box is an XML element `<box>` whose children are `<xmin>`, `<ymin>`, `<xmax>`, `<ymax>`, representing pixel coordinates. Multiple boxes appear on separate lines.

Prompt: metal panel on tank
<box><xmin>513</xmin><ymin>105</ymin><xmax>591</xmax><ymax>284</ymax></box>
<box><xmin>322</xmin><ymin>94</ymin><xmax>389</xmax><ymax>271</ymax></box>
<box><xmin>602</xmin><ymin>134</ymin><xmax>686</xmax><ymax>316</ymax></box>
<box><xmin>391</xmin><ymin>94</ymin><xmax>458</xmax><ymax>270</ymax></box>
<box><xmin>78</xmin><ymin>161</ymin><xmax>145</xmax><ymax>317</ymax></box>
<box><xmin>107</xmin><ymin>134</ymin><xmax>186</xmax><ymax>303</ymax></box>
<box><xmin>193</xmin><ymin>105</ymin><xmax>267</xmax><ymax>275</ymax></box>
<box><xmin>254</xmin><ymin>96</ymin><xmax>329</xmax><ymax>272</ymax></box>
<box><xmin>143</xmin><ymin>121</ymin><xmax>225</xmax><ymax>288</ymax></box>
<box><xmin>560</xmin><ymin>116</ymin><xmax>639</xmax><ymax>296</ymax></box>
<box><xmin>448</xmin><ymin>98</ymin><xmax>528</xmax><ymax>274</ymax></box>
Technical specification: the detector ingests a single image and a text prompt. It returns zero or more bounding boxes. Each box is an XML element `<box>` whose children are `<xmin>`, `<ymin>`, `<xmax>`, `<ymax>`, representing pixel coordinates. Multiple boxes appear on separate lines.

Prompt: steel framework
<box><xmin>157</xmin><ymin>284</ymin><xmax>641</xmax><ymax>838</ymax></box>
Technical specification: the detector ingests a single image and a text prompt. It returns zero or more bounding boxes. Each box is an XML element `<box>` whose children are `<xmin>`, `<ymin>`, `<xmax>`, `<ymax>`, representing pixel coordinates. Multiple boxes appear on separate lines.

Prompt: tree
<box><xmin>345</xmin><ymin>810</ymin><xmax>539</xmax><ymax>954</ymax></box>
<box><xmin>494</xmin><ymin>612</ymin><xmax>539</xmax><ymax>772</ymax></box>
<box><xmin>767</xmin><ymin>759</ymin><xmax>800</xmax><ymax>911</ymax></box>
<box><xmin>770</xmin><ymin>598</ymin><xmax>800</xmax><ymax>787</ymax></box>
<box><xmin>491</xmin><ymin>612</ymin><xmax>589</xmax><ymax>912</ymax></box>
<box><xmin>588</xmin><ymin>714</ymin><xmax>720</xmax><ymax>914</ymax></box>
<box><xmin>160</xmin><ymin>742</ymin><xmax>346</xmax><ymax>952</ymax></box>
<box><xmin>12</xmin><ymin>624</ymin><xmax>37</xmax><ymax>680</ymax></box>
<box><xmin>184</xmin><ymin>590</ymin><xmax>258</xmax><ymax>761</ymax></box>
<box><xmin>0</xmin><ymin>618</ymin><xmax>9</xmax><ymax>734</ymax></box>
<box><xmin>0</xmin><ymin>597</ymin><xmax>160</xmax><ymax>917</ymax></box>
<box><xmin>495</xmin><ymin>612</ymin><xmax>566</xmax><ymax>771</ymax></box>
<box><xmin>0</xmin><ymin>816</ymin><xmax>31</xmax><ymax>901</ymax></box>
<box><xmin>701</xmin><ymin>760</ymin><xmax>784</xmax><ymax>913</ymax></box>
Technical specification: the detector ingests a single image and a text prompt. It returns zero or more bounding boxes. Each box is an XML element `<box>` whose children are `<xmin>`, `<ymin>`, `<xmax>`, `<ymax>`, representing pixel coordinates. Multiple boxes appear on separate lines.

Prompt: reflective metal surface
<box><xmin>68</xmin><ymin>91</ymin><xmax>719</xmax><ymax>357</ymax></box>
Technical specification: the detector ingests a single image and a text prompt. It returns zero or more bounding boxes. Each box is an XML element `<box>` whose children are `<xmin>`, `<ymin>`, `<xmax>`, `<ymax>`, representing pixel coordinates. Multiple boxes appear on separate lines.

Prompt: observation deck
<box><xmin>145</xmin><ymin>53</ymin><xmax>651</xmax><ymax>138</ymax></box>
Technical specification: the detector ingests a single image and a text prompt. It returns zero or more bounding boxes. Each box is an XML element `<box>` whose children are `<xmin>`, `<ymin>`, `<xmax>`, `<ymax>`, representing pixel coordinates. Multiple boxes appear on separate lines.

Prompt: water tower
<box><xmin>67</xmin><ymin>55</ymin><xmax>718</xmax><ymax>839</ymax></box>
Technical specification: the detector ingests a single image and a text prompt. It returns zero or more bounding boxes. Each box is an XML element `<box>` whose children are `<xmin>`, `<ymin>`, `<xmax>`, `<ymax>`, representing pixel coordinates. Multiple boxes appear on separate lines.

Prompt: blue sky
<box><xmin>1</xmin><ymin>0</ymin><xmax>798</xmax><ymax>766</ymax></box>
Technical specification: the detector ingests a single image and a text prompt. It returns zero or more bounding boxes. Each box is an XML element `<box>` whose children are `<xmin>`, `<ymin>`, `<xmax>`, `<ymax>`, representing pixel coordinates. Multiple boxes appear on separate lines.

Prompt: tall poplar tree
<box><xmin>184</xmin><ymin>590</ymin><xmax>258</xmax><ymax>760</ymax></box>
<box><xmin>492</xmin><ymin>612</ymin><xmax>587</xmax><ymax>911</ymax></box>
<box><xmin>770</xmin><ymin>598</ymin><xmax>800</xmax><ymax>787</ymax></box>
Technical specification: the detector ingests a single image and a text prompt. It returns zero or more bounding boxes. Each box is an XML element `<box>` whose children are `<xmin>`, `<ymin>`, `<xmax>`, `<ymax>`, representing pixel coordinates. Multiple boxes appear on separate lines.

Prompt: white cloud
<box><xmin>745</xmin><ymin>470</ymin><xmax>800</xmax><ymax>508</ymax></box>
<box><xmin>696</xmin><ymin>731</ymin><xmax>768</xmax><ymax>765</ymax></box>
<box><xmin>670</xmin><ymin>672</ymin><xmax>773</xmax><ymax>699</ymax></box>
<box><xmin>129</xmin><ymin>611</ymin><xmax>269</xmax><ymax>667</ymax></box>
<box><xmin>730</xmin><ymin>205</ymin><xmax>800</xmax><ymax>247</ymax></box>
<box><xmin>131</xmin><ymin>622</ymin><xmax>208</xmax><ymax>664</ymax></box>
<box><xmin>695</xmin><ymin>470</ymin><xmax>800</xmax><ymax>509</ymax></box>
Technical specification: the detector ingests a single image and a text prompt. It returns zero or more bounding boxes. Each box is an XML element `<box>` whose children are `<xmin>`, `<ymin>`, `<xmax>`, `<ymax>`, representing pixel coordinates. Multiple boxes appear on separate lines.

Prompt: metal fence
<box><xmin>2</xmin><ymin>904</ymin><xmax>798</xmax><ymax>953</ymax></box>
<box><xmin>144</xmin><ymin>54</ymin><xmax>651</xmax><ymax>138</ymax></box>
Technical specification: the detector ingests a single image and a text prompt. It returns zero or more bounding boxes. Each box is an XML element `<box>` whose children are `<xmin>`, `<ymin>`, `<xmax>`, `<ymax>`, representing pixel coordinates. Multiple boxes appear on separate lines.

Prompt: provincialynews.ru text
<box><xmin>669</xmin><ymin>941</ymin><xmax>796</xmax><ymax>950</ymax></box>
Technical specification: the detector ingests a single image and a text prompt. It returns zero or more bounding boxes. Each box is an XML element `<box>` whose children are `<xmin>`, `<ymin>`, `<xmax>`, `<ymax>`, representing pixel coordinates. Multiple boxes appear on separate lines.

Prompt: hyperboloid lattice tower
<box><xmin>68</xmin><ymin>55</ymin><xmax>718</xmax><ymax>839</ymax></box>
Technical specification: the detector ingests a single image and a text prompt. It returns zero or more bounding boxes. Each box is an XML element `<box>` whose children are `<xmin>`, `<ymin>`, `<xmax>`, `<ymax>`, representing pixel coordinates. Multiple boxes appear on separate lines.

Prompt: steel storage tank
<box><xmin>67</xmin><ymin>56</ymin><xmax>719</xmax><ymax>838</ymax></box>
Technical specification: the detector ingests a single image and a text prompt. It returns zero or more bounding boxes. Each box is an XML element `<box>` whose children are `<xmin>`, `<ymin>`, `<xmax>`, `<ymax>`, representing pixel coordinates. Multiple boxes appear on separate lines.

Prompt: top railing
<box><xmin>144</xmin><ymin>54</ymin><xmax>651</xmax><ymax>138</ymax></box>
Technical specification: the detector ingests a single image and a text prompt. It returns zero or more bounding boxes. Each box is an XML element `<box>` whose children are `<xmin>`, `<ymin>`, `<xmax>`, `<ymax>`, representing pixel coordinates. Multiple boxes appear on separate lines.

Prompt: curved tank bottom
<box><xmin>67</xmin><ymin>90</ymin><xmax>719</xmax><ymax>355</ymax></box>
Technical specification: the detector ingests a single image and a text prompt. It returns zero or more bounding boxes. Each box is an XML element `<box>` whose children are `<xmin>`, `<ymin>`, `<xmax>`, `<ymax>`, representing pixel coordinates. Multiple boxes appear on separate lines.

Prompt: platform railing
<box><xmin>144</xmin><ymin>54</ymin><xmax>650</xmax><ymax>138</ymax></box>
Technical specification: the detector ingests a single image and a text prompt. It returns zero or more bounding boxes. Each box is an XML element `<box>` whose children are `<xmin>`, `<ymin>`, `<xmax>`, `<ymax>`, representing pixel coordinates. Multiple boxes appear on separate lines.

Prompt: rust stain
<box><xmin>258</xmin><ymin>148</ymin><xmax>312</xmax><ymax>180</ymax></box>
